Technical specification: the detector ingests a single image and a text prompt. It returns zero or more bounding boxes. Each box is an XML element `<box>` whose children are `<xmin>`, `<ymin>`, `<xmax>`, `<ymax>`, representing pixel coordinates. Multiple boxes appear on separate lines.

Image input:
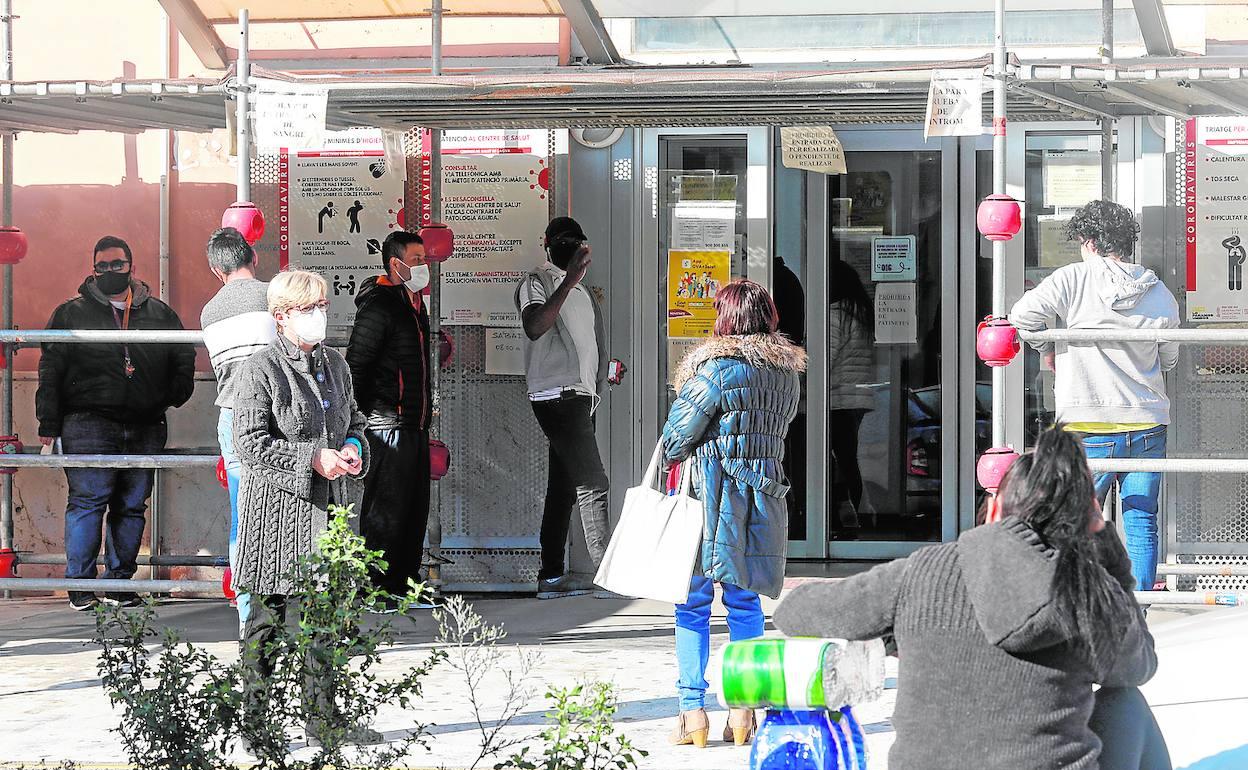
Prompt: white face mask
<box><xmin>399</xmin><ymin>261</ymin><xmax>430</xmax><ymax>293</ymax></box>
<box><xmin>286</xmin><ymin>308</ymin><xmax>328</xmax><ymax>345</ymax></box>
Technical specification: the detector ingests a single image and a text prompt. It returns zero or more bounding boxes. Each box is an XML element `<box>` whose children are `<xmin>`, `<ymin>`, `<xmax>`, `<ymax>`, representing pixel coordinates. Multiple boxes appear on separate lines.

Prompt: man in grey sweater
<box><xmin>200</xmin><ymin>228</ymin><xmax>276</xmax><ymax>631</ymax></box>
<box><xmin>1010</xmin><ymin>200</ymin><xmax>1180</xmax><ymax>591</ymax></box>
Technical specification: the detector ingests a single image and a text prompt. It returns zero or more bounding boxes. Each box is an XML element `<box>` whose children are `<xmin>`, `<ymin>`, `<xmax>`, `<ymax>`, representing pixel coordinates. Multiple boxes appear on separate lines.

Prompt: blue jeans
<box><xmin>1081</xmin><ymin>426</ymin><xmax>1167</xmax><ymax>591</ymax></box>
<box><xmin>61</xmin><ymin>413</ymin><xmax>166</xmax><ymax>581</ymax></box>
<box><xmin>217</xmin><ymin>409</ymin><xmax>251</xmax><ymax>628</ymax></box>
<box><xmin>674</xmin><ymin>576</ymin><xmax>765</xmax><ymax>711</ymax></box>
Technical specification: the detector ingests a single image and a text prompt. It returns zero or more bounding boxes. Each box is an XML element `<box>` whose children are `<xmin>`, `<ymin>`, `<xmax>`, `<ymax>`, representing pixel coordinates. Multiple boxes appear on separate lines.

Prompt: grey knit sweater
<box><xmin>232</xmin><ymin>336</ymin><xmax>370</xmax><ymax>596</ymax></box>
<box><xmin>774</xmin><ymin>519</ymin><xmax>1157</xmax><ymax>770</ymax></box>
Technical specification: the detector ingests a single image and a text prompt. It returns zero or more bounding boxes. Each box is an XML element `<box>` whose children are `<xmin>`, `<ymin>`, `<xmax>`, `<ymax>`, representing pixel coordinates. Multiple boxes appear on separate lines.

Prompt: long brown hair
<box><xmin>713</xmin><ymin>279</ymin><xmax>779</xmax><ymax>336</ymax></box>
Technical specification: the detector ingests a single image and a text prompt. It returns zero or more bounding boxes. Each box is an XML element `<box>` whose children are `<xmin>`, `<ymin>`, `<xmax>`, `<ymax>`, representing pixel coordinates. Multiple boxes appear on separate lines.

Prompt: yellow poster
<box><xmin>668</xmin><ymin>250</ymin><xmax>730</xmax><ymax>337</ymax></box>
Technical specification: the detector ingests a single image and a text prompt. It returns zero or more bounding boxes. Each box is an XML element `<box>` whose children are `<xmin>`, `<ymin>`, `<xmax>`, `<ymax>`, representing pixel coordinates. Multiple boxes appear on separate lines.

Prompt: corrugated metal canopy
<box><xmin>4</xmin><ymin>59</ymin><xmax>1248</xmax><ymax>135</ymax></box>
<box><xmin>188</xmin><ymin>0</ymin><xmax>561</xmax><ymax>22</ymax></box>
<box><xmin>0</xmin><ymin>79</ymin><xmax>229</xmax><ymax>134</ymax></box>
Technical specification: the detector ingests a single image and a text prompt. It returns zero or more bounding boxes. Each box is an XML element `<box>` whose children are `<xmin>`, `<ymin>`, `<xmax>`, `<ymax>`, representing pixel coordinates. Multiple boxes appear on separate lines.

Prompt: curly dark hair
<box><xmin>1063</xmin><ymin>199</ymin><xmax>1140</xmax><ymax>259</ymax></box>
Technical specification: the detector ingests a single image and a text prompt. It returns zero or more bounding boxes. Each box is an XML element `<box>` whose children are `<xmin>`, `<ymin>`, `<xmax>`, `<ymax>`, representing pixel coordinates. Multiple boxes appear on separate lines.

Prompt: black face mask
<box><xmin>95</xmin><ymin>271</ymin><xmax>131</xmax><ymax>296</ymax></box>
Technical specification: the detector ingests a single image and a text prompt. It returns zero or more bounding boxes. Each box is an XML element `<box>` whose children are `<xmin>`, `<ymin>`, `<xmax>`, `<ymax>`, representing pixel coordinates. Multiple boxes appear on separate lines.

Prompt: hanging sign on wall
<box><xmin>1185</xmin><ymin>117</ymin><xmax>1248</xmax><ymax>322</ymax></box>
<box><xmin>423</xmin><ymin>129</ymin><xmax>554</xmax><ymax>327</ymax></box>
<box><xmin>282</xmin><ymin>129</ymin><xmax>405</xmax><ymax>336</ymax></box>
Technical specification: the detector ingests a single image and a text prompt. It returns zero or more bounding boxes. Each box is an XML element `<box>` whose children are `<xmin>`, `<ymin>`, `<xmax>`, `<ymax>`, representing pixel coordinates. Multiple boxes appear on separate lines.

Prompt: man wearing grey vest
<box><xmin>516</xmin><ymin>217</ymin><xmax>613</xmax><ymax>599</ymax></box>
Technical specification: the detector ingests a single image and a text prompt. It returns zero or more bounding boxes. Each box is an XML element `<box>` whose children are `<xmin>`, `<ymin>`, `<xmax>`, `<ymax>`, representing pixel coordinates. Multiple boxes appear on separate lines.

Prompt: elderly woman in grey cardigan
<box><xmin>232</xmin><ymin>269</ymin><xmax>374</xmax><ymax>744</ymax></box>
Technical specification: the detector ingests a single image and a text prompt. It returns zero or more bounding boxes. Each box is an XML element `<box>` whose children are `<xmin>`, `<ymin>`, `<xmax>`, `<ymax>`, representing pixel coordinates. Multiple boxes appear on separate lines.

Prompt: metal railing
<box><xmin>1016</xmin><ymin>324</ymin><xmax>1248</xmax><ymax>600</ymax></box>
<box><xmin>0</xmin><ymin>328</ymin><xmax>226</xmax><ymax>597</ymax></box>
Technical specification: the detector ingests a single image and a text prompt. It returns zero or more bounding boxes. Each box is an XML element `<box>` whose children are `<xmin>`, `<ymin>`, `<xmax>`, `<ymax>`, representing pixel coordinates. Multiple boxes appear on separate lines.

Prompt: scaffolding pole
<box><xmin>426</xmin><ymin>0</ymin><xmax>445</xmax><ymax>565</ymax></box>
<box><xmin>990</xmin><ymin>0</ymin><xmax>1008</xmax><ymax>448</ymax></box>
<box><xmin>235</xmin><ymin>8</ymin><xmax>251</xmax><ymax>202</ymax></box>
<box><xmin>0</xmin><ymin>577</ymin><xmax>219</xmax><ymax>593</ymax></box>
<box><xmin>1</xmin><ymin>0</ymin><xmax>15</xmax><ymax>600</ymax></box>
<box><xmin>1101</xmin><ymin>0</ymin><xmax>1114</xmax><ymax>199</ymax></box>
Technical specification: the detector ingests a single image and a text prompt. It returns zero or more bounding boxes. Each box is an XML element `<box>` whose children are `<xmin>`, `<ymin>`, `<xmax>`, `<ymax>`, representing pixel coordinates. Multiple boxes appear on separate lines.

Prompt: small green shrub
<box><xmin>499</xmin><ymin>682</ymin><xmax>646</xmax><ymax>770</ymax></box>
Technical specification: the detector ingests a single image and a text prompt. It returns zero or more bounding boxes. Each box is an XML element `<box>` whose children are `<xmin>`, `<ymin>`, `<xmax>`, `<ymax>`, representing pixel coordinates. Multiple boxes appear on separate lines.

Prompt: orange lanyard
<box><xmin>111</xmin><ymin>289</ymin><xmax>135</xmax><ymax>378</ymax></box>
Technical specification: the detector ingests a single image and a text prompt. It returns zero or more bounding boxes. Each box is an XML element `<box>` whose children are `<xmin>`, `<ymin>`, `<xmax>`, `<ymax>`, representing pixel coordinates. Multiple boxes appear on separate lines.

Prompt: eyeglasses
<box><xmin>94</xmin><ymin>259</ymin><xmax>131</xmax><ymax>274</ymax></box>
<box><xmin>289</xmin><ymin>301</ymin><xmax>330</xmax><ymax>313</ymax></box>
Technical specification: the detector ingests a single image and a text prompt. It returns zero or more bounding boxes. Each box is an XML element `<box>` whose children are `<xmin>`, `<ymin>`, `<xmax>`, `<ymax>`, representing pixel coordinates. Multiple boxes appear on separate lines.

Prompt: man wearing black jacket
<box><xmin>346</xmin><ymin>231</ymin><xmax>432</xmax><ymax>607</ymax></box>
<box><xmin>37</xmin><ymin>236</ymin><xmax>196</xmax><ymax>611</ymax></box>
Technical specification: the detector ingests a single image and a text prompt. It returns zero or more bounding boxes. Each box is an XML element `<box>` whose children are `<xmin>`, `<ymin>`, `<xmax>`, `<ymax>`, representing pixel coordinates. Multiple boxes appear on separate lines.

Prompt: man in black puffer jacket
<box><xmin>346</xmin><ymin>231</ymin><xmax>432</xmax><ymax>607</ymax></box>
<box><xmin>37</xmin><ymin>236</ymin><xmax>196</xmax><ymax>611</ymax></box>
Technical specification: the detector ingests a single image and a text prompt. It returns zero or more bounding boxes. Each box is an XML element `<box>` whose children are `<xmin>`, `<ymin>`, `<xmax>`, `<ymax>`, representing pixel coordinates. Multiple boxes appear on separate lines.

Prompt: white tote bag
<box><xmin>593</xmin><ymin>444</ymin><xmax>703</xmax><ymax>604</ymax></box>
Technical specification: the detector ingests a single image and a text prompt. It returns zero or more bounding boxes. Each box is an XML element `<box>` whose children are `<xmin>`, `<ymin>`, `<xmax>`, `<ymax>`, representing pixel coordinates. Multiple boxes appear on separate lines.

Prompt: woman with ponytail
<box><xmin>774</xmin><ymin>427</ymin><xmax>1170</xmax><ymax>770</ymax></box>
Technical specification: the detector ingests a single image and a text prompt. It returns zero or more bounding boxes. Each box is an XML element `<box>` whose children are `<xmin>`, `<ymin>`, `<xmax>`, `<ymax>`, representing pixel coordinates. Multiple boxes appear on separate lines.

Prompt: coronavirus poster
<box><xmin>422</xmin><ymin>130</ymin><xmax>553</xmax><ymax>327</ymax></box>
<box><xmin>282</xmin><ymin>129</ymin><xmax>405</xmax><ymax>336</ymax></box>
<box><xmin>1185</xmin><ymin>117</ymin><xmax>1248</xmax><ymax>322</ymax></box>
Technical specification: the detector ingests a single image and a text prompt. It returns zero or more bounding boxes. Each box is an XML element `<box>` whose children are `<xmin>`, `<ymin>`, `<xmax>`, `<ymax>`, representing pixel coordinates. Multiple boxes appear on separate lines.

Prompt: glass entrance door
<box><xmin>798</xmin><ymin>129</ymin><xmax>965</xmax><ymax>560</ymax></box>
<box><xmin>636</xmin><ymin>128</ymin><xmax>773</xmax><ymax>456</ymax></box>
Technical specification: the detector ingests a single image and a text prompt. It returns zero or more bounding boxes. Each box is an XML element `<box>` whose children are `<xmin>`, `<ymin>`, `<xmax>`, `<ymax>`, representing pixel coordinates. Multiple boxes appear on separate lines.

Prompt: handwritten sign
<box><xmin>252</xmin><ymin>78</ymin><xmax>328</xmax><ymax>154</ymax></box>
<box><xmin>924</xmin><ymin>69</ymin><xmax>983</xmax><ymax>139</ymax></box>
<box><xmin>780</xmin><ymin>126</ymin><xmax>847</xmax><ymax>175</ymax></box>
<box><xmin>485</xmin><ymin>328</ymin><xmax>526</xmax><ymax>375</ymax></box>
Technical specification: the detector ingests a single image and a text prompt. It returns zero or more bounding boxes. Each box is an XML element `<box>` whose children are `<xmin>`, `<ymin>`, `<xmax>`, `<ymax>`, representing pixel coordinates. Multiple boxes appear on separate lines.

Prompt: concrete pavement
<box><xmin>0</xmin><ymin>593</ymin><xmax>1240</xmax><ymax>769</ymax></box>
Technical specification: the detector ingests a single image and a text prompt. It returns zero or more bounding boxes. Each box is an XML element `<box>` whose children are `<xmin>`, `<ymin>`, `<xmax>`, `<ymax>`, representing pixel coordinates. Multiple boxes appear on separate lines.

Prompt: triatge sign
<box><xmin>1185</xmin><ymin>117</ymin><xmax>1248</xmax><ymax>322</ymax></box>
<box><xmin>924</xmin><ymin>69</ymin><xmax>984</xmax><ymax>140</ymax></box>
<box><xmin>780</xmin><ymin>126</ymin><xmax>847</xmax><ymax>175</ymax></box>
<box><xmin>252</xmin><ymin>78</ymin><xmax>329</xmax><ymax>154</ymax></box>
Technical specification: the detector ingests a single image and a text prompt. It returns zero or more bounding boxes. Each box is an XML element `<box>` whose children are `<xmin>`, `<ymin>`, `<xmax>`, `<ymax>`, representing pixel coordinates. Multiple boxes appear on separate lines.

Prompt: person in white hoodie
<box><xmin>1011</xmin><ymin>200</ymin><xmax>1179</xmax><ymax>592</ymax></box>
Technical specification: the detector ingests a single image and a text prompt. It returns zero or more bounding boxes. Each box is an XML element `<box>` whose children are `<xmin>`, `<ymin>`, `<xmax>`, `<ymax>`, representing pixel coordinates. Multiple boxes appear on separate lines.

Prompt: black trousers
<box><xmin>1091</xmin><ymin>687</ymin><xmax>1172</xmax><ymax>770</ymax></box>
<box><xmin>531</xmin><ymin>395</ymin><xmax>610</xmax><ymax>581</ymax></box>
<box><xmin>829</xmin><ymin>408</ymin><xmax>868</xmax><ymax>529</ymax></box>
<box><xmin>240</xmin><ymin>593</ymin><xmax>334</xmax><ymax>723</ymax></box>
<box><xmin>359</xmin><ymin>427</ymin><xmax>431</xmax><ymax>596</ymax></box>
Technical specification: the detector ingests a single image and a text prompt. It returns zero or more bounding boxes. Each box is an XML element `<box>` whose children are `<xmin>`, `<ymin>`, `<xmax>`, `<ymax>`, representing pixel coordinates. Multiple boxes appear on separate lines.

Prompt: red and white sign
<box><xmin>1185</xmin><ymin>118</ymin><xmax>1248</xmax><ymax>322</ymax></box>
<box><xmin>426</xmin><ymin>129</ymin><xmax>553</xmax><ymax>327</ymax></box>
<box><xmin>287</xmin><ymin>129</ymin><xmax>405</xmax><ymax>335</ymax></box>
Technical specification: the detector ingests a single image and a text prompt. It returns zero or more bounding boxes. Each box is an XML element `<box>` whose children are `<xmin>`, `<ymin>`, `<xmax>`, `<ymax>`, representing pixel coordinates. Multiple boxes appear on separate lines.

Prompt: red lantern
<box><xmin>222</xmin><ymin>566</ymin><xmax>236</xmax><ymax>601</ymax></box>
<box><xmin>976</xmin><ymin>316</ymin><xmax>1020</xmax><ymax>367</ymax></box>
<box><xmin>438</xmin><ymin>330</ymin><xmax>455</xmax><ymax>369</ymax></box>
<box><xmin>216</xmin><ymin>456</ymin><xmax>229</xmax><ymax>490</ymax></box>
<box><xmin>221</xmin><ymin>202</ymin><xmax>265</xmax><ymax>245</ymax></box>
<box><xmin>419</xmin><ymin>223</ymin><xmax>454</xmax><ymax>262</ymax></box>
<box><xmin>0</xmin><ymin>226</ymin><xmax>28</xmax><ymax>265</ymax></box>
<box><xmin>976</xmin><ymin>446</ymin><xmax>1021</xmax><ymax>494</ymax></box>
<box><xmin>976</xmin><ymin>194</ymin><xmax>1022</xmax><ymax>242</ymax></box>
<box><xmin>429</xmin><ymin>439</ymin><xmax>451</xmax><ymax>481</ymax></box>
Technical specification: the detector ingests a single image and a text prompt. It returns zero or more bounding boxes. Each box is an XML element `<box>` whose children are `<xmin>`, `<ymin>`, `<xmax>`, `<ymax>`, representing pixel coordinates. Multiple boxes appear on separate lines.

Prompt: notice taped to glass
<box><xmin>1185</xmin><ymin>117</ymin><xmax>1248</xmax><ymax>322</ymax></box>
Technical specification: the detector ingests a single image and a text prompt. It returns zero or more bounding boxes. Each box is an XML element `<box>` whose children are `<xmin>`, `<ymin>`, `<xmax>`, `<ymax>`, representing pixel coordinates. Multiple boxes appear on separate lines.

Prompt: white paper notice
<box><xmin>671</xmin><ymin>203</ymin><xmax>735</xmax><ymax>251</ymax></box>
<box><xmin>485</xmin><ymin>328</ymin><xmax>526</xmax><ymax>375</ymax></box>
<box><xmin>924</xmin><ymin>69</ymin><xmax>984</xmax><ymax>139</ymax></box>
<box><xmin>779</xmin><ymin>126</ymin><xmax>847</xmax><ymax>174</ymax></box>
<box><xmin>252</xmin><ymin>78</ymin><xmax>328</xmax><ymax>154</ymax></box>
<box><xmin>875</xmin><ymin>283</ymin><xmax>917</xmax><ymax>345</ymax></box>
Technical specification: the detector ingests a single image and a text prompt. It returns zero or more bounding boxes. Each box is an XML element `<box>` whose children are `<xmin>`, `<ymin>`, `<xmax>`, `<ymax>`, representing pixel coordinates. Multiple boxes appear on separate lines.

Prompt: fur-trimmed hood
<box><xmin>673</xmin><ymin>333</ymin><xmax>807</xmax><ymax>390</ymax></box>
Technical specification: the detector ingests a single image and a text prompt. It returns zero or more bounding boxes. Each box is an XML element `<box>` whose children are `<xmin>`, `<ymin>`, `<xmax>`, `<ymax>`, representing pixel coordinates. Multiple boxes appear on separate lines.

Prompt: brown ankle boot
<box><xmin>724</xmin><ymin>708</ymin><xmax>757</xmax><ymax>746</ymax></box>
<box><xmin>668</xmin><ymin>708</ymin><xmax>710</xmax><ymax>747</ymax></box>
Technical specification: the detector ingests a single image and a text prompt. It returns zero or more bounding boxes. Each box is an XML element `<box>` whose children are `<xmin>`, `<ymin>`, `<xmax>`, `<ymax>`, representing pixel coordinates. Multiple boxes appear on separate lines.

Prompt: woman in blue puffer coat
<box><xmin>660</xmin><ymin>279</ymin><xmax>807</xmax><ymax>749</ymax></box>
